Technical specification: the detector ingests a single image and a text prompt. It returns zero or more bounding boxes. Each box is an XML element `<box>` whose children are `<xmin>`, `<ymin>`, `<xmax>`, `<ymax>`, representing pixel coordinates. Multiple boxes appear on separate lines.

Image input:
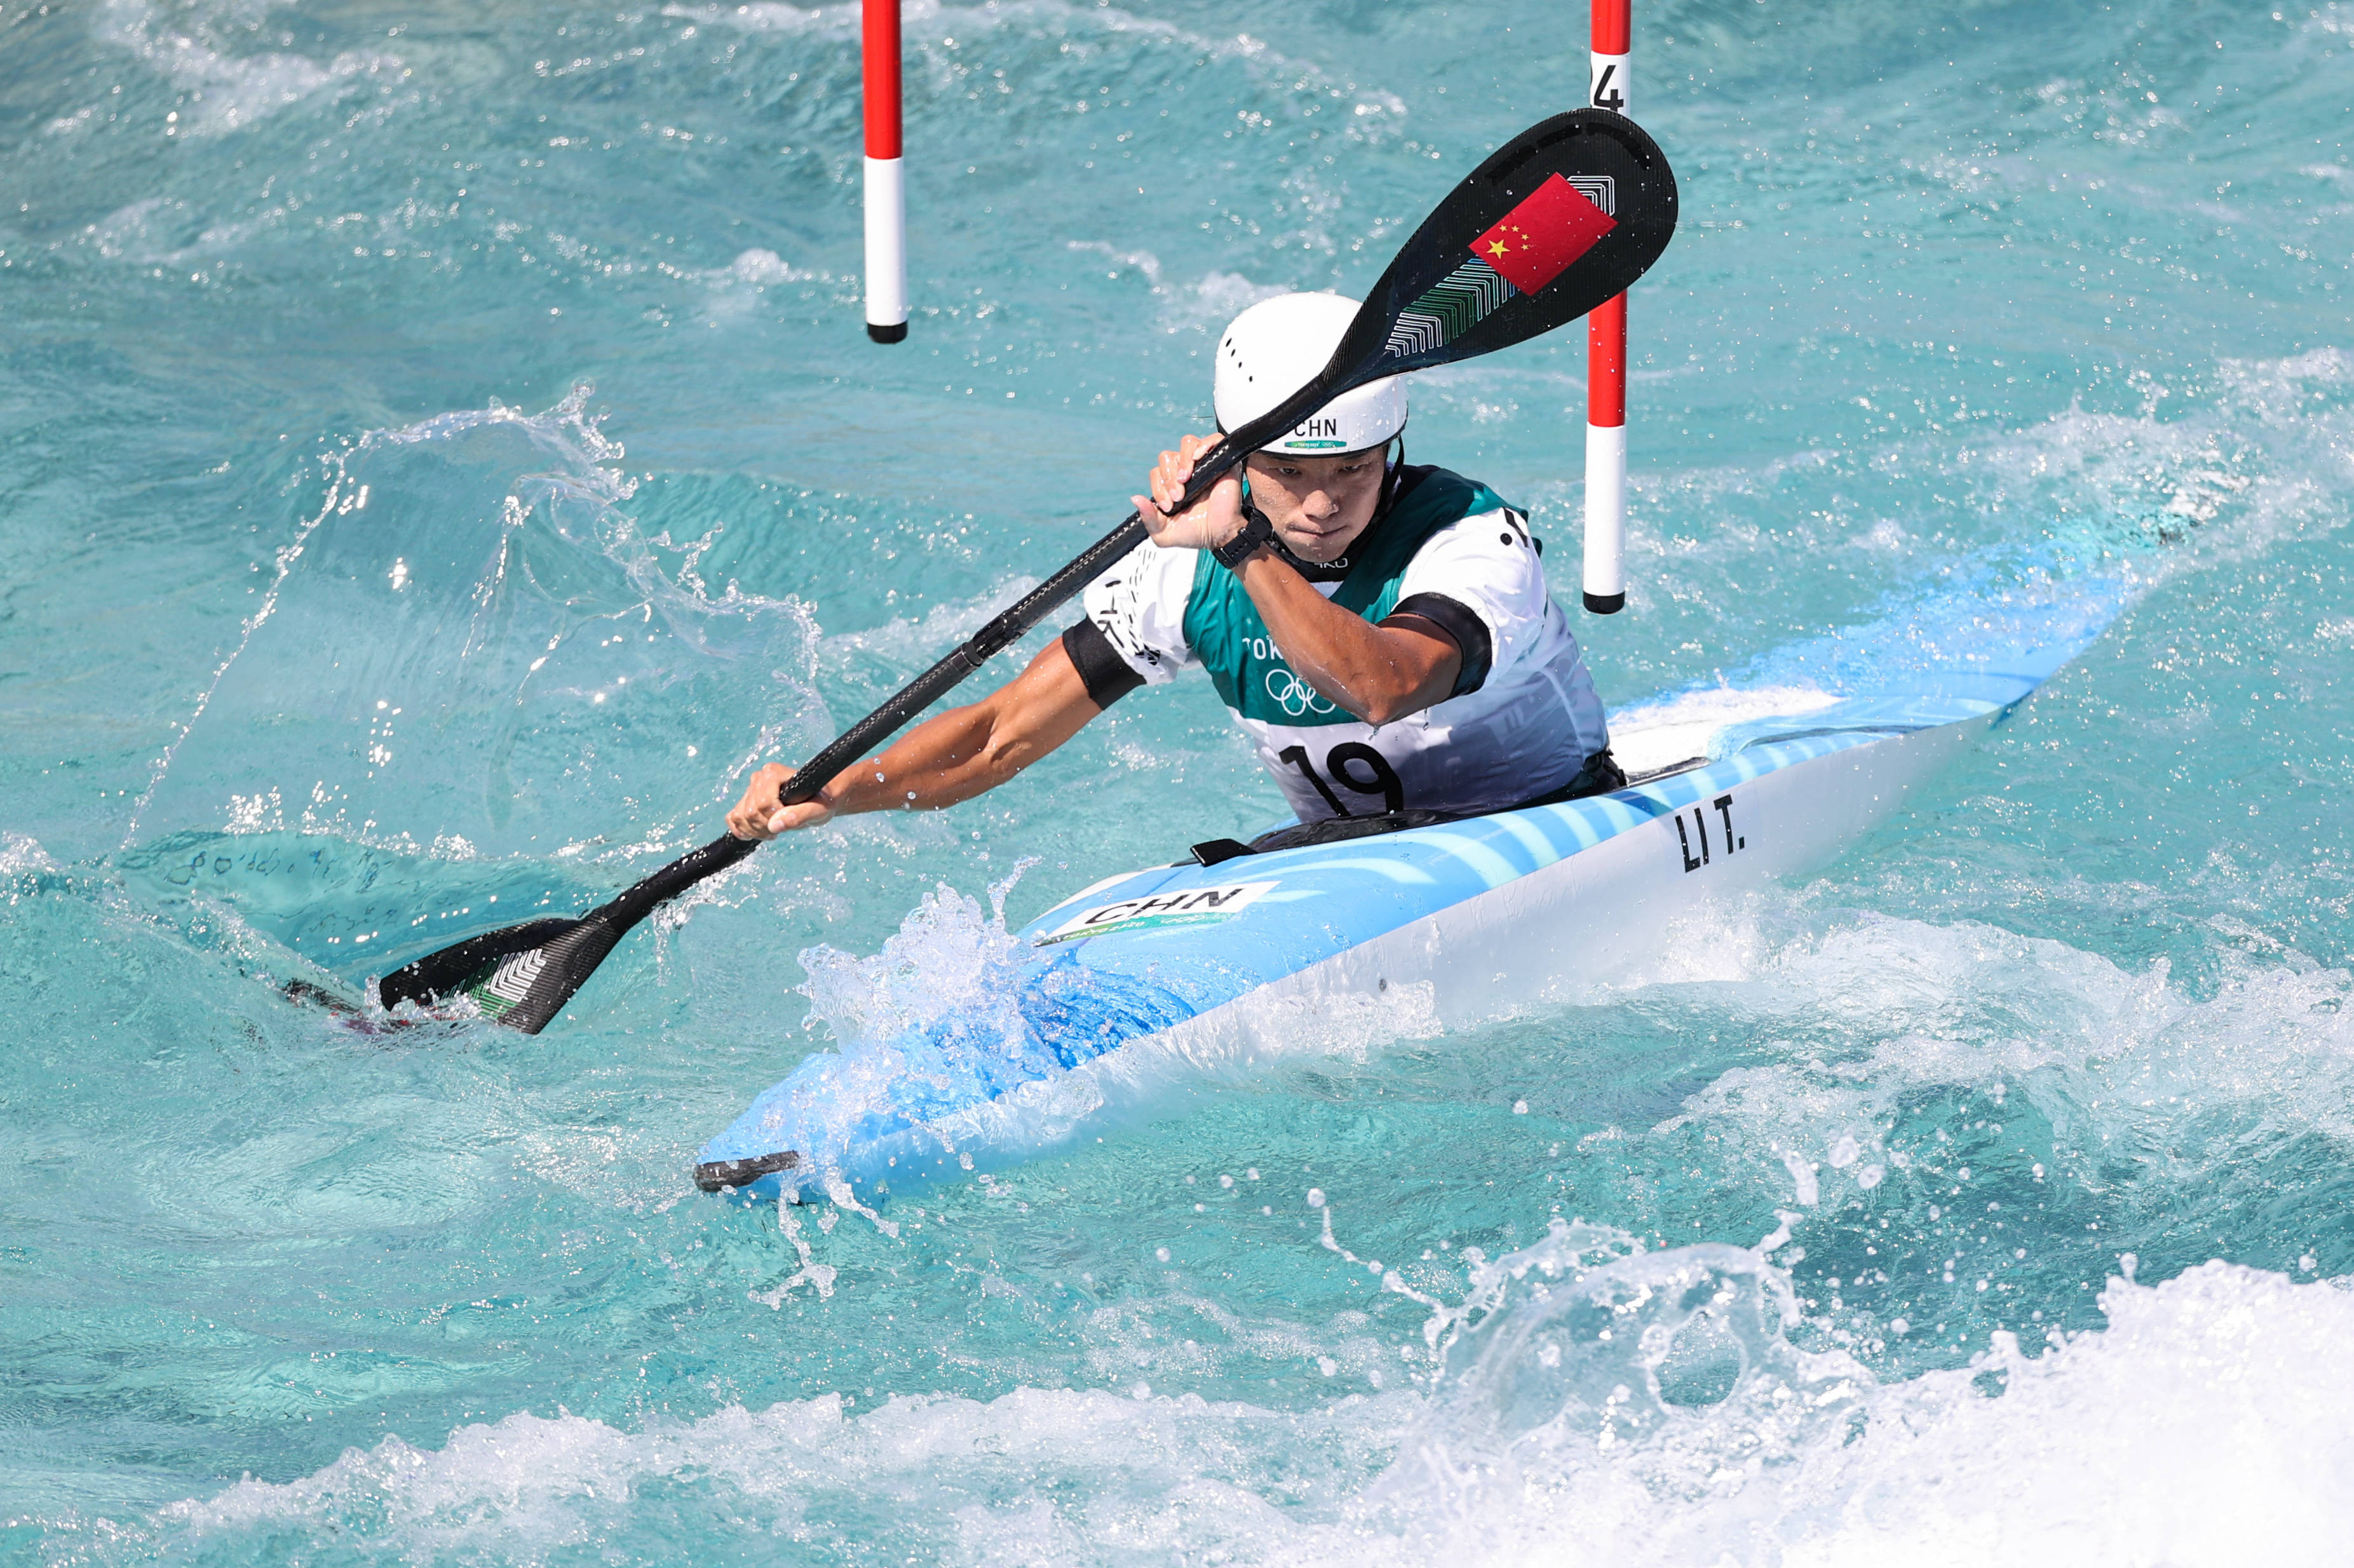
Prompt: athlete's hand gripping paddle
<box><xmin>328</xmin><ymin>109</ymin><xmax>1679</xmax><ymax>1035</ymax></box>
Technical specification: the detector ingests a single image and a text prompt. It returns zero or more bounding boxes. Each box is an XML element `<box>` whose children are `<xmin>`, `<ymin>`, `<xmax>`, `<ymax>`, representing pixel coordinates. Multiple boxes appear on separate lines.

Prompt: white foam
<box><xmin>1065</xmin><ymin>242</ymin><xmax>1292</xmax><ymax>332</ymax></box>
<box><xmin>1928</xmin><ymin>345</ymin><xmax>2354</xmax><ymax>578</ymax></box>
<box><xmin>95</xmin><ymin>0</ymin><xmax>400</xmax><ymax>136</ymax></box>
<box><xmin>797</xmin><ymin>872</ymin><xmax>1038</xmax><ymax>1061</ymax></box>
<box><xmin>1642</xmin><ymin>910</ymin><xmax>2354</xmax><ymax>1220</ymax></box>
<box><xmin>743</xmin><ymin>865</ymin><xmax>1449</xmax><ymax>1191</ymax></box>
<box><xmin>722</xmin><ymin>247</ymin><xmax>813</xmax><ymax>285</ymax></box>
<box><xmin>1607</xmin><ymin>682</ymin><xmax>1839</xmax><ymax>776</ymax></box>
<box><xmin>1377</xmin><ymin>1223</ymin><xmax>2354</xmax><ymax>1565</ymax></box>
<box><xmin>116</xmin><ymin>1234</ymin><xmax>2354</xmax><ymax>1565</ymax></box>
<box><xmin>1</xmin><ymin>831</ymin><xmax>62</xmax><ymax>881</ymax></box>
<box><xmin>658</xmin><ymin>0</ymin><xmax>851</xmax><ymax>34</ymax></box>
<box><xmin>663</xmin><ymin>0</ymin><xmax>1292</xmax><ymax>71</ymax></box>
<box><xmin>659</xmin><ymin>0</ymin><xmax>1405</xmax><ymax>156</ymax></box>
<box><xmin>1763</xmin><ymin>1262</ymin><xmax>2354</xmax><ymax>1564</ymax></box>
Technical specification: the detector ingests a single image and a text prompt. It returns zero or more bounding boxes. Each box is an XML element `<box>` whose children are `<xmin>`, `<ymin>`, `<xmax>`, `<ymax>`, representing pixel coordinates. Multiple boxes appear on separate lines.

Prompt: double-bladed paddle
<box><xmin>312</xmin><ymin>107</ymin><xmax>1679</xmax><ymax>1036</ymax></box>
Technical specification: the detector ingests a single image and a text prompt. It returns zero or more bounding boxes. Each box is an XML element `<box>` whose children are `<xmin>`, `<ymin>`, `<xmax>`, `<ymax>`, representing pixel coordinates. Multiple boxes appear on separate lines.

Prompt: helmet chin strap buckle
<box><xmin>1208</xmin><ymin>430</ymin><xmax>1404</xmax><ymax>583</ymax></box>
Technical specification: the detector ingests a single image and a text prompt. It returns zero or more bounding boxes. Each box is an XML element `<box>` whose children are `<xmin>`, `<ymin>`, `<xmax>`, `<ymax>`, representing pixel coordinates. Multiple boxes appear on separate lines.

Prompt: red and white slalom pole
<box><xmin>862</xmin><ymin>0</ymin><xmax>907</xmax><ymax>343</ymax></box>
<box><xmin>1583</xmin><ymin>0</ymin><xmax>1630</xmax><ymax>613</ymax></box>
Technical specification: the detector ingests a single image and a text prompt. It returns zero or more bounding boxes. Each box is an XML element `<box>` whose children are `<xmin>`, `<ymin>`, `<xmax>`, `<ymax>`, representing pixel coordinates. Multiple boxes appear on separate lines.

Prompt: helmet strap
<box><xmin>1222</xmin><ymin>435</ymin><xmax>1406</xmax><ymax>583</ymax></box>
<box><xmin>1376</xmin><ymin>433</ymin><xmax>1409</xmax><ymax>519</ymax></box>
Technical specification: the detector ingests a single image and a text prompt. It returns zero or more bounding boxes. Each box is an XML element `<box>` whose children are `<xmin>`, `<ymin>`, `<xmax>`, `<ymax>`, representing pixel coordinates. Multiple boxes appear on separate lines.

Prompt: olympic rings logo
<box><xmin>1264</xmin><ymin>666</ymin><xmax>1337</xmax><ymax>717</ymax></box>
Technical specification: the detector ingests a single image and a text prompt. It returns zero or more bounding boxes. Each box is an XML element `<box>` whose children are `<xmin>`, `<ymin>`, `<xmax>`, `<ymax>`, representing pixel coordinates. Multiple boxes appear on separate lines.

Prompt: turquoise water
<box><xmin>6</xmin><ymin>0</ymin><xmax>2354</xmax><ymax>1559</ymax></box>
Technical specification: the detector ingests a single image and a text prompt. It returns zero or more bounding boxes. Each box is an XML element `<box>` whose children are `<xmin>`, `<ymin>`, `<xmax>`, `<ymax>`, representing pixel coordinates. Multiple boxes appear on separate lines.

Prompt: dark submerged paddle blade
<box><xmin>373</xmin><ymin>916</ymin><xmax>614</xmax><ymax>1034</ymax></box>
<box><xmin>364</xmin><ymin>833</ymin><xmax>759</xmax><ymax>1034</ymax></box>
<box><xmin>375</xmin><ymin>918</ymin><xmax>577</xmax><ymax>1011</ymax></box>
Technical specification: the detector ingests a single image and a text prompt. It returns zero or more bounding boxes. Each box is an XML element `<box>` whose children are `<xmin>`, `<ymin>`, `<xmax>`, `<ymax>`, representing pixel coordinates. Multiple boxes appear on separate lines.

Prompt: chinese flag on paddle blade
<box><xmin>1470</xmin><ymin>173</ymin><xmax>1617</xmax><ymax>295</ymax></box>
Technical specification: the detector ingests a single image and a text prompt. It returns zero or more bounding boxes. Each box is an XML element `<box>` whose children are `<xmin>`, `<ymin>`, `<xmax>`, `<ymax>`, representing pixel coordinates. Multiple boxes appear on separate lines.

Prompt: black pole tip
<box><xmin>1583</xmin><ymin>590</ymin><xmax>1627</xmax><ymax>615</ymax></box>
<box><xmin>866</xmin><ymin>321</ymin><xmax>909</xmax><ymax>344</ymax></box>
<box><xmin>693</xmin><ymin>1149</ymin><xmax>803</xmax><ymax>1193</ymax></box>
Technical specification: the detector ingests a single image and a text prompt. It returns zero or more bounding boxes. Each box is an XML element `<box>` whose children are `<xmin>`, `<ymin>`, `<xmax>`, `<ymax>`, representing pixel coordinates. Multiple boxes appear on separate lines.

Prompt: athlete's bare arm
<box><xmin>1137</xmin><ymin>435</ymin><xmax>1462</xmax><ymax>726</ymax></box>
<box><xmin>726</xmin><ymin>639</ymin><xmax>1101</xmax><ymax>840</ymax></box>
<box><xmin>1231</xmin><ymin>558</ymin><xmax>1461</xmax><ymax>726</ymax></box>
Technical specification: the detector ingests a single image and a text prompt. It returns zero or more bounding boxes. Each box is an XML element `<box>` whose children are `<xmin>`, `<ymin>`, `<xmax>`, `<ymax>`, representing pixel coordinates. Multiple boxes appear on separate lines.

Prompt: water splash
<box><xmin>1396</xmin><ymin>1221</ymin><xmax>1868</xmax><ymax>1510</ymax></box>
<box><xmin>118</xmin><ymin>385</ymin><xmax>826</xmax><ymax>976</ymax></box>
<box><xmin>733</xmin><ymin>866</ymin><xmax>1201</xmax><ymax>1186</ymax></box>
<box><xmin>78</xmin><ymin>1229</ymin><xmax>2354</xmax><ymax>1565</ymax></box>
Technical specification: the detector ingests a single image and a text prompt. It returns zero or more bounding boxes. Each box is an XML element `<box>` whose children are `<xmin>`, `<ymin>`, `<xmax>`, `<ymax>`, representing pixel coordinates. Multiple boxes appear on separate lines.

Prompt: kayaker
<box><xmin>726</xmin><ymin>291</ymin><xmax>1620</xmax><ymax>846</ymax></box>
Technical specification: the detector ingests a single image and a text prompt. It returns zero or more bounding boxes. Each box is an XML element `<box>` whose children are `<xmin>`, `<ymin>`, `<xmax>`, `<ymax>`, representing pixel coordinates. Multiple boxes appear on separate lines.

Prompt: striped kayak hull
<box><xmin>698</xmin><ymin>616</ymin><xmax>2111</xmax><ymax>1205</ymax></box>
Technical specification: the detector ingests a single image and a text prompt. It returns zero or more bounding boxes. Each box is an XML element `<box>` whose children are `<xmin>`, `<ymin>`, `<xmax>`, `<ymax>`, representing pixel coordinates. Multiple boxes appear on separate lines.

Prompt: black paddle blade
<box><xmin>374</xmin><ymin>914</ymin><xmax>619</xmax><ymax>1034</ymax></box>
<box><xmin>285</xmin><ymin>977</ymin><xmax>377</xmax><ymax>1022</ymax></box>
<box><xmin>285</xmin><ymin>977</ymin><xmax>435</xmax><ymax>1037</ymax></box>
<box><xmin>1334</xmin><ymin>110</ymin><xmax>1676</xmax><ymax>392</ymax></box>
<box><xmin>362</xmin><ymin>833</ymin><xmax>759</xmax><ymax>1034</ymax></box>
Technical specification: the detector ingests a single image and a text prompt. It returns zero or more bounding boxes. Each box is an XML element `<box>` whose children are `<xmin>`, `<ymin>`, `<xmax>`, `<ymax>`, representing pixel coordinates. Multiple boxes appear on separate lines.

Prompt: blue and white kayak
<box><xmin>696</xmin><ymin>583</ymin><xmax>2125</xmax><ymax>1204</ymax></box>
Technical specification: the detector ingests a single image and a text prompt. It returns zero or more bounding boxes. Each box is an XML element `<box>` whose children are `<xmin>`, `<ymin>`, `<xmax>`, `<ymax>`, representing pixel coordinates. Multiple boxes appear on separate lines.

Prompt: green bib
<box><xmin>1181</xmin><ymin>466</ymin><xmax>1510</xmax><ymax>728</ymax></box>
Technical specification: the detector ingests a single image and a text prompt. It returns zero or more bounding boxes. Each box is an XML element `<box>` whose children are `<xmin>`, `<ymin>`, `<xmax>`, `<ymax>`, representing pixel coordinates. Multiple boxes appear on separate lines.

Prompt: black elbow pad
<box><xmin>1061</xmin><ymin>619</ymin><xmax>1146</xmax><ymax>710</ymax></box>
<box><xmin>1386</xmin><ymin>592</ymin><xmax>1492</xmax><ymax>696</ymax></box>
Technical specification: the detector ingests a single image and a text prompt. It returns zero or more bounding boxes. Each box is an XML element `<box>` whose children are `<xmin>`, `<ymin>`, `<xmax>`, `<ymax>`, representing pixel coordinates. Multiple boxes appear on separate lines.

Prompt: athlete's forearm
<box><xmin>818</xmin><ymin>640</ymin><xmax>1099</xmax><ymax>816</ymax></box>
<box><xmin>1234</xmin><ymin>551</ymin><xmax>1459</xmax><ymax>724</ymax></box>
<box><xmin>822</xmin><ymin>705</ymin><xmax>1013</xmax><ymax>814</ymax></box>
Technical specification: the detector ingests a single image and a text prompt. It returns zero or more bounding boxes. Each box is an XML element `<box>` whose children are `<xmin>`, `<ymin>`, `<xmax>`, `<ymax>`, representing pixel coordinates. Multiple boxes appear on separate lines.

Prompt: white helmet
<box><xmin>1214</xmin><ymin>293</ymin><xmax>1407</xmax><ymax>457</ymax></box>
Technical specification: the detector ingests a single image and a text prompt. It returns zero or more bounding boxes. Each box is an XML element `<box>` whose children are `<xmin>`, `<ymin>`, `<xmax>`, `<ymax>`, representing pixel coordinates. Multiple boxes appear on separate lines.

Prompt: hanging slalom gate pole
<box><xmin>1583</xmin><ymin>0</ymin><xmax>1630</xmax><ymax>612</ymax></box>
<box><xmin>862</xmin><ymin>0</ymin><xmax>907</xmax><ymax>342</ymax></box>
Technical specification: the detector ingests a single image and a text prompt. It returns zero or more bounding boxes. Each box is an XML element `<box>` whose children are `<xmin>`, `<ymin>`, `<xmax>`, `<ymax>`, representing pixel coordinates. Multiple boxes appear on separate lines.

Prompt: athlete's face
<box><xmin>1244</xmin><ymin>447</ymin><xmax>1388</xmax><ymax>564</ymax></box>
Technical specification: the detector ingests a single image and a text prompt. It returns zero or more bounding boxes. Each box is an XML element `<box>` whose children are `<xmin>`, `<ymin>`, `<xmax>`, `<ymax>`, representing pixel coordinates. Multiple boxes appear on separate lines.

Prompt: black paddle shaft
<box><xmin>777</xmin><ymin>457</ymin><xmax>1231</xmax><ymax>809</ymax></box>
<box><xmin>665</xmin><ymin>342</ymin><xmax>1392</xmax><ymax>891</ymax></box>
<box><xmin>366</xmin><ymin>107</ymin><xmax>1679</xmax><ymax>1031</ymax></box>
<box><xmin>627</xmin><ymin>438</ymin><xmax>1253</xmax><ymax>907</ymax></box>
